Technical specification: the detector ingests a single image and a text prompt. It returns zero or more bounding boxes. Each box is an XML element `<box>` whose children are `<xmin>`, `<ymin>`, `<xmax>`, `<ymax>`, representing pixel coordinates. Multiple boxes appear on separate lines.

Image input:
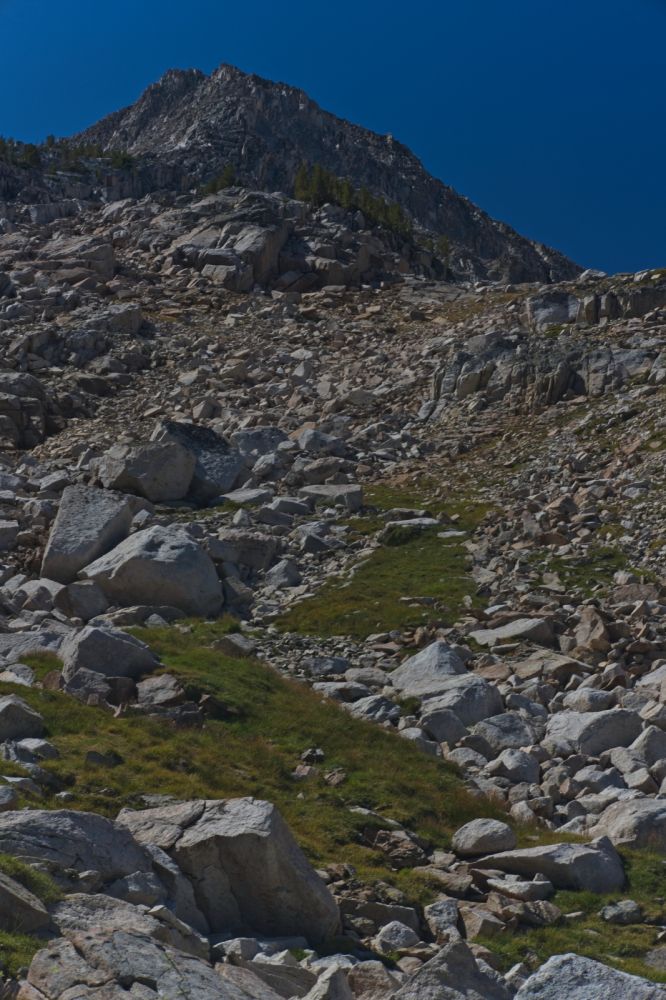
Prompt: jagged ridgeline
<box><xmin>1</xmin><ymin>62</ymin><xmax>580</xmax><ymax>282</ymax></box>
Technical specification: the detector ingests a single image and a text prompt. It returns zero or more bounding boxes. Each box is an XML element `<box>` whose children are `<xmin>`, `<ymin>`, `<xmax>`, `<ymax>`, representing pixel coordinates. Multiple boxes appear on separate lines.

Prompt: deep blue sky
<box><xmin>1</xmin><ymin>0</ymin><xmax>664</xmax><ymax>274</ymax></box>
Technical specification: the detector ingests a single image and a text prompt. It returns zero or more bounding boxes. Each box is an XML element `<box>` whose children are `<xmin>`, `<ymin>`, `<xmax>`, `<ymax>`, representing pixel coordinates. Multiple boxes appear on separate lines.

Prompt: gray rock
<box><xmin>56</xmin><ymin>579</ymin><xmax>110</xmax><ymax>621</ymax></box>
<box><xmin>59</xmin><ymin>625</ymin><xmax>158</xmax><ymax>681</ymax></box>
<box><xmin>591</xmin><ymin>799</ymin><xmax>666</xmax><ymax>850</ymax></box>
<box><xmin>420</xmin><ymin>706</ymin><xmax>468</xmax><ymax>745</ymax></box>
<box><xmin>0</xmin><ymin>869</ymin><xmax>49</xmax><ymax>932</ymax></box>
<box><xmin>24</xmin><ymin>929</ymin><xmax>281</xmax><ymax>1000</ymax></box>
<box><xmin>420</xmin><ymin>676</ymin><xmax>503</xmax><ymax>727</ymax></box>
<box><xmin>393</xmin><ymin>938</ymin><xmax>512</xmax><ymax>999</ymax></box>
<box><xmin>0</xmin><ymin>520</ymin><xmax>19</xmax><ymax>551</ymax></box>
<box><xmin>544</xmin><ymin>709</ymin><xmax>642</xmax><ymax>757</ymax></box>
<box><xmin>41</xmin><ymin>484</ymin><xmax>143</xmax><ymax>584</ymax></box>
<box><xmin>452</xmin><ymin>819</ymin><xmax>516</xmax><ymax>857</ymax></box>
<box><xmin>600</xmin><ymin>899</ymin><xmax>643</xmax><ymax>925</ymax></box>
<box><xmin>424</xmin><ymin>898</ymin><xmax>460</xmax><ymax>941</ymax></box>
<box><xmin>81</xmin><ymin>524</ymin><xmax>223</xmax><ymax>616</ymax></box>
<box><xmin>298</xmin><ymin>484</ymin><xmax>363</xmax><ymax>513</ymax></box>
<box><xmin>477</xmin><ymin>837</ymin><xmax>625</xmax><ymax>893</ymax></box>
<box><xmin>265</xmin><ymin>559</ymin><xmax>302</xmax><ymax>588</ymax></box>
<box><xmin>211</xmin><ymin>529</ymin><xmax>279</xmax><ymax>571</ymax></box>
<box><xmin>373</xmin><ymin>919</ymin><xmax>420</xmax><ymax>954</ymax></box>
<box><xmin>0</xmin><ymin>695</ymin><xmax>44</xmax><ymax>741</ymax></box>
<box><xmin>390</xmin><ymin>641</ymin><xmax>467</xmax><ymax>698</ymax></box>
<box><xmin>472</xmin><ymin>713</ymin><xmax>536</xmax><ymax>755</ymax></box>
<box><xmin>95</xmin><ymin>440</ymin><xmax>196</xmax><ymax>502</ymax></box>
<box><xmin>486</xmin><ymin>749</ymin><xmax>540</xmax><ymax>784</ymax></box>
<box><xmin>514</xmin><ymin>952</ymin><xmax>665</xmax><ymax>999</ymax></box>
<box><xmin>153</xmin><ymin>420</ymin><xmax>247</xmax><ymax>501</ymax></box>
<box><xmin>469</xmin><ymin>617</ymin><xmax>554</xmax><ymax>647</ymax></box>
<box><xmin>51</xmin><ymin>892</ymin><xmax>208</xmax><ymax>960</ymax></box>
<box><xmin>117</xmin><ymin>797</ymin><xmax>340</xmax><ymax>945</ymax></box>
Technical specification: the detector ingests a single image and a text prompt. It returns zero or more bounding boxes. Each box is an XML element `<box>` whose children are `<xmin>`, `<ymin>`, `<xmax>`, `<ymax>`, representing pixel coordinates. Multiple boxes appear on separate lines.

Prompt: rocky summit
<box><xmin>0</xmin><ymin>61</ymin><xmax>664</xmax><ymax>999</ymax></box>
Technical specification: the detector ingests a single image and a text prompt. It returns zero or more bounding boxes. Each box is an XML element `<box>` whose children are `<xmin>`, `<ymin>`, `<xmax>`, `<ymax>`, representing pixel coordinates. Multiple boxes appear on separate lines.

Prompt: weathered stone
<box><xmin>453</xmin><ymin>819</ymin><xmax>516</xmax><ymax>857</ymax></box>
<box><xmin>389</xmin><ymin>641</ymin><xmax>467</xmax><ymax>698</ymax></box>
<box><xmin>543</xmin><ymin>709</ymin><xmax>642</xmax><ymax>756</ymax></box>
<box><xmin>94</xmin><ymin>440</ymin><xmax>196</xmax><ymax>502</ymax></box>
<box><xmin>0</xmin><ymin>870</ymin><xmax>49</xmax><ymax>932</ymax></box>
<box><xmin>419</xmin><ymin>676</ymin><xmax>503</xmax><ymax>726</ymax></box>
<box><xmin>153</xmin><ymin>420</ymin><xmax>247</xmax><ymax>501</ymax></box>
<box><xmin>591</xmin><ymin>799</ymin><xmax>666</xmax><ymax>850</ymax></box>
<box><xmin>477</xmin><ymin>838</ymin><xmax>624</xmax><ymax>893</ymax></box>
<box><xmin>393</xmin><ymin>938</ymin><xmax>512</xmax><ymax>999</ymax></box>
<box><xmin>118</xmin><ymin>798</ymin><xmax>340</xmax><ymax>944</ymax></box>
<box><xmin>514</xmin><ymin>952</ymin><xmax>665</xmax><ymax>999</ymax></box>
<box><xmin>59</xmin><ymin>626</ymin><xmax>158</xmax><ymax>681</ymax></box>
<box><xmin>81</xmin><ymin>525</ymin><xmax>223</xmax><ymax>616</ymax></box>
<box><xmin>0</xmin><ymin>695</ymin><xmax>44</xmax><ymax>741</ymax></box>
<box><xmin>42</xmin><ymin>485</ymin><xmax>142</xmax><ymax>584</ymax></box>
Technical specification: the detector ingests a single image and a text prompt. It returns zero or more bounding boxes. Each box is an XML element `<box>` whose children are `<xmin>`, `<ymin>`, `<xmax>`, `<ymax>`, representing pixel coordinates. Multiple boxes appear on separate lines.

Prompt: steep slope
<box><xmin>74</xmin><ymin>63</ymin><xmax>580</xmax><ymax>283</ymax></box>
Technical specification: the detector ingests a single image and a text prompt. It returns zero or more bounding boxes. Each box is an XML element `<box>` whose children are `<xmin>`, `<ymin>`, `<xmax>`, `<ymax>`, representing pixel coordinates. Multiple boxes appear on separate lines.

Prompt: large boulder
<box><xmin>452</xmin><ymin>819</ymin><xmax>516</xmax><ymax>857</ymax></box>
<box><xmin>152</xmin><ymin>420</ymin><xmax>247</xmax><ymax>502</ymax></box>
<box><xmin>419</xmin><ymin>675</ymin><xmax>503</xmax><ymax>726</ymax></box>
<box><xmin>94</xmin><ymin>440</ymin><xmax>196</xmax><ymax>502</ymax></box>
<box><xmin>0</xmin><ymin>809</ymin><xmax>156</xmax><ymax>883</ymax></box>
<box><xmin>0</xmin><ymin>695</ymin><xmax>44</xmax><ymax>741</ymax></box>
<box><xmin>389</xmin><ymin>642</ymin><xmax>467</xmax><ymax>698</ymax></box>
<box><xmin>476</xmin><ymin>837</ymin><xmax>625</xmax><ymax>893</ymax></box>
<box><xmin>41</xmin><ymin>485</ymin><xmax>143</xmax><ymax>584</ymax></box>
<box><xmin>0</xmin><ymin>808</ymin><xmax>202</xmax><ymax>930</ymax></box>
<box><xmin>81</xmin><ymin>525</ymin><xmax>223</xmax><ymax>617</ymax></box>
<box><xmin>59</xmin><ymin>626</ymin><xmax>159</xmax><ymax>682</ymax></box>
<box><xmin>117</xmin><ymin>797</ymin><xmax>340</xmax><ymax>945</ymax></box>
<box><xmin>393</xmin><ymin>938</ymin><xmax>512</xmax><ymax>999</ymax></box>
<box><xmin>20</xmin><ymin>929</ymin><xmax>282</xmax><ymax>1000</ymax></box>
<box><xmin>591</xmin><ymin>800</ymin><xmax>666</xmax><ymax>850</ymax></box>
<box><xmin>543</xmin><ymin>708</ymin><xmax>642</xmax><ymax>756</ymax></box>
<box><xmin>514</xmin><ymin>952</ymin><xmax>665</xmax><ymax>999</ymax></box>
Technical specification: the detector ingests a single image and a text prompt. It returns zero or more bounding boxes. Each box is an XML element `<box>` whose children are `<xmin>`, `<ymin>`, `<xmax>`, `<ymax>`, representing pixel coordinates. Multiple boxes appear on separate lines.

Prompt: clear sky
<box><xmin>1</xmin><ymin>0</ymin><xmax>664</xmax><ymax>274</ymax></box>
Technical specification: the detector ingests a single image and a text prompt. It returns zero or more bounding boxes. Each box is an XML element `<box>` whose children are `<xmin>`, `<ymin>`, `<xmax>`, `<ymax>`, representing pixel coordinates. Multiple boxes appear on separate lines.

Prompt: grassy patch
<box><xmin>16</xmin><ymin>625</ymin><xmax>500</xmax><ymax>897</ymax></box>
<box><xmin>0</xmin><ymin>855</ymin><xmax>61</xmax><ymax>906</ymax></box>
<box><xmin>481</xmin><ymin>851</ymin><xmax>666</xmax><ymax>983</ymax></box>
<box><xmin>275</xmin><ymin>487</ymin><xmax>488</xmax><ymax>640</ymax></box>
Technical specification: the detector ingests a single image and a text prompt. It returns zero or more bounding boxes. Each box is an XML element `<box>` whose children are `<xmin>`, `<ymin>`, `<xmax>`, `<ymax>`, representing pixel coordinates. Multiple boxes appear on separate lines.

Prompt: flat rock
<box><xmin>476</xmin><ymin>837</ymin><xmax>624</xmax><ymax>893</ymax></box>
<box><xmin>469</xmin><ymin>618</ymin><xmax>554</xmax><ymax>647</ymax></box>
<box><xmin>419</xmin><ymin>675</ymin><xmax>503</xmax><ymax>726</ymax></box>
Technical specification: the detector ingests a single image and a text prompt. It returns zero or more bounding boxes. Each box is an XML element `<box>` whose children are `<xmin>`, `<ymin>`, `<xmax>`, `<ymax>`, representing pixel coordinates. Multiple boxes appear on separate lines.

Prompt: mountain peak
<box><xmin>72</xmin><ymin>63</ymin><xmax>579</xmax><ymax>282</ymax></box>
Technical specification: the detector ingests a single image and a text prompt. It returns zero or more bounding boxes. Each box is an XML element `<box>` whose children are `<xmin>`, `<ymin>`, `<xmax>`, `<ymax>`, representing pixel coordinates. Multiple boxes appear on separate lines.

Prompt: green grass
<box><xmin>16</xmin><ymin>624</ymin><xmax>500</xmax><ymax>899</ymax></box>
<box><xmin>0</xmin><ymin>856</ymin><xmax>62</xmax><ymax>976</ymax></box>
<box><xmin>275</xmin><ymin>486</ymin><xmax>489</xmax><ymax>640</ymax></box>
<box><xmin>480</xmin><ymin>850</ymin><xmax>666</xmax><ymax>984</ymax></box>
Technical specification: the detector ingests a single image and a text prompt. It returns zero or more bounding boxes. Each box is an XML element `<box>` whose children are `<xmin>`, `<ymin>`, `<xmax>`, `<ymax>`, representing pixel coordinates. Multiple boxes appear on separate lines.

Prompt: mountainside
<box><xmin>71</xmin><ymin>63</ymin><xmax>579</xmax><ymax>283</ymax></box>
<box><xmin>2</xmin><ymin>57</ymin><xmax>666</xmax><ymax>1000</ymax></box>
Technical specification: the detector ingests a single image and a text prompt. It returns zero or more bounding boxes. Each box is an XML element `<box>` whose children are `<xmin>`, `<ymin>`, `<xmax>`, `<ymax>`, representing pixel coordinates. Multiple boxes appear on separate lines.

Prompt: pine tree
<box><xmin>294</xmin><ymin>162</ymin><xmax>311</xmax><ymax>202</ymax></box>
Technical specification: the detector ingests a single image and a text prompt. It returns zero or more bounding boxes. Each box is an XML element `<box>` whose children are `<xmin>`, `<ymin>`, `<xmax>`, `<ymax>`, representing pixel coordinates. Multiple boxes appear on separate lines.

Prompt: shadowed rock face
<box><xmin>72</xmin><ymin>64</ymin><xmax>580</xmax><ymax>284</ymax></box>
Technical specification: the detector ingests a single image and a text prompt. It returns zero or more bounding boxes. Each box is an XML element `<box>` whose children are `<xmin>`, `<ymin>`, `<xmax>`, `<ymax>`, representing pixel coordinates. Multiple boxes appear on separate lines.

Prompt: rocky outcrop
<box><xmin>73</xmin><ymin>65</ymin><xmax>580</xmax><ymax>283</ymax></box>
<box><xmin>117</xmin><ymin>797</ymin><xmax>340</xmax><ymax>944</ymax></box>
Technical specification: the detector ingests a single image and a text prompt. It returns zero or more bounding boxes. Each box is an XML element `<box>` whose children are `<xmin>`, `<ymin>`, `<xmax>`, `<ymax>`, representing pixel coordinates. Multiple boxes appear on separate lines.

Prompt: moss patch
<box><xmin>275</xmin><ymin>487</ymin><xmax>489</xmax><ymax>640</ymax></box>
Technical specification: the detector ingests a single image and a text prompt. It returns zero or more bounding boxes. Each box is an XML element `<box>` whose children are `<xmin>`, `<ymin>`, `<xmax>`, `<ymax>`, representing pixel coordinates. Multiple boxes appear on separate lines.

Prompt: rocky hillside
<box><xmin>5</xmin><ymin>64</ymin><xmax>580</xmax><ymax>283</ymax></box>
<box><xmin>0</xmin><ymin>73</ymin><xmax>666</xmax><ymax>998</ymax></box>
